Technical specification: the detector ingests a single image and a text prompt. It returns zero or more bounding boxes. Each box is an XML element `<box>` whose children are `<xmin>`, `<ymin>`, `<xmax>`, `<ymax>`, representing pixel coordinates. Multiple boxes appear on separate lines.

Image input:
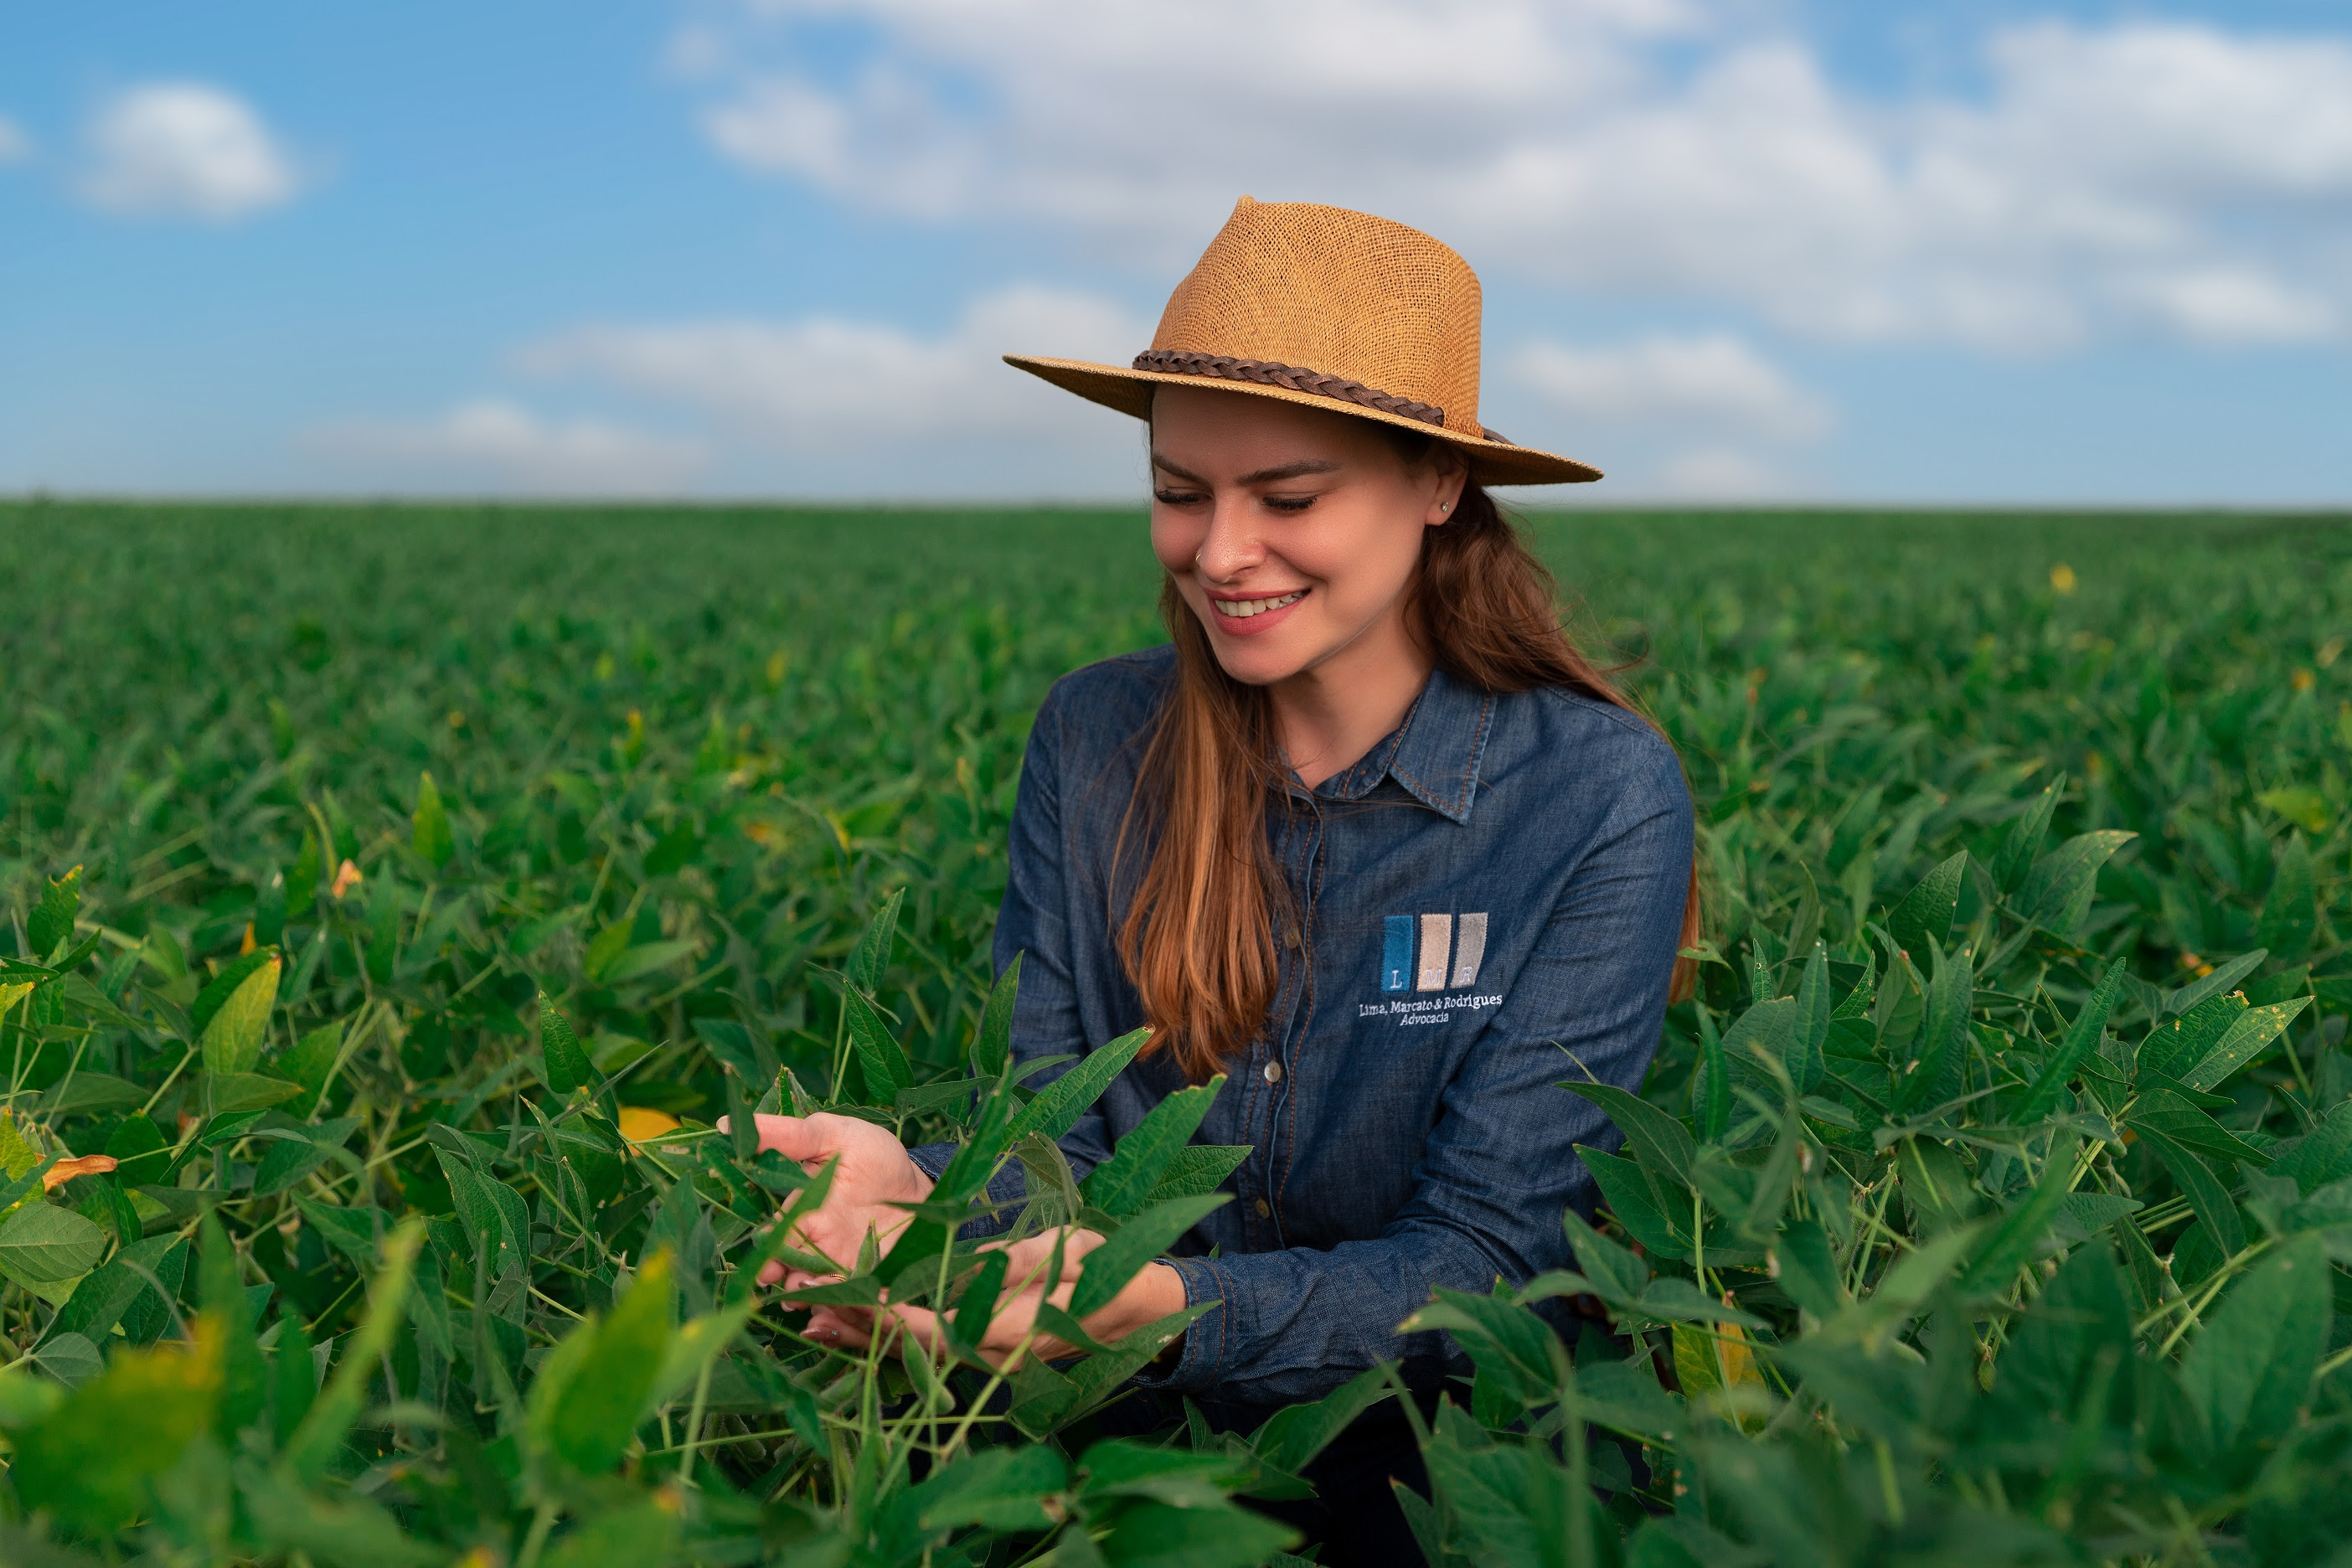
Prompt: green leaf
<box><xmin>1068</xmin><ymin>1192</ymin><xmax>1229</xmax><ymax>1320</ymax></box>
<box><xmin>539</xmin><ymin>993</ymin><xmax>595</xmax><ymax>1096</ymax></box>
<box><xmin>843</xmin><ymin>985</ymin><xmax>913</xmax><ymax>1099</ymax></box>
<box><xmin>2256</xmin><ymin>835</ymin><xmax>2318</xmax><ymax>963</ymax></box>
<box><xmin>39</xmin><ymin>1071</ymin><xmax>145</xmax><ymax>1117</ymax></box>
<box><xmin>1093</xmin><ymin>1498</ymin><xmax>1299</xmax><ymax>1568</ymax></box>
<box><xmin>28</xmin><ymin>865</ymin><xmax>82</xmax><ymax>962</ymax></box>
<box><xmin>9</xmin><ymin>1323</ymin><xmax>223</xmax><ymax>1534</ymax></box>
<box><xmin>541</xmin><ymin>1502</ymin><xmax>682</xmax><ymax>1568</ymax></box>
<box><xmin>582</xmin><ymin>919</ymin><xmax>632</xmax><ymax>981</ymax></box>
<box><xmin>1143</xmin><ymin>1143</ymin><xmax>1252</xmax><ymax>1204</ymax></box>
<box><xmin>1772</xmin><ymin>1218</ymin><xmax>1846</xmax><ymax>1318</ymax></box>
<box><xmin>976</xmin><ymin>952</ymin><xmax>1021</xmax><ymax>1079</ymax></box>
<box><xmin>848</xmin><ymin>885</ymin><xmax>905</xmax><ymax>993</ymax></box>
<box><xmin>908</xmin><ymin>1442</ymin><xmax>1069</xmax><ymax>1534</ymax></box>
<box><xmin>240</xmin><ymin>1464</ymin><xmax>441</xmax><ymax>1568</ymax></box>
<box><xmin>2182</xmin><ymin>1234</ymin><xmax>2329</xmax><ymax>1470</ymax></box>
<box><xmin>412</xmin><ymin>770</ymin><xmax>455</xmax><ymax>868</ymax></box>
<box><xmin>601</xmin><ymin>937</ymin><xmax>700</xmax><ymax>983</ymax></box>
<box><xmin>2128</xmin><ymin>1091</ymin><xmax>2270</xmax><ymax>1168</ymax></box>
<box><xmin>1554</xmin><ymin>1205</ymin><xmax>1653</xmax><ymax>1305</ymax></box>
<box><xmin>2136</xmin><ymin>1125</ymin><xmax>2246</xmax><ymax>1257</ymax></box>
<box><xmin>539</xmin><ymin>1250</ymin><xmax>675</xmax><ymax>1474</ymax></box>
<box><xmin>2179</xmin><ymin>998</ymin><xmax>2311</xmax><ymax>1093</ymax></box>
<box><xmin>281</xmin><ymin>1219</ymin><xmax>423</xmax><ymax>1482</ymax></box>
<box><xmin>1953</xmin><ymin>1135</ymin><xmax>2080</xmax><ymax>1300</ymax></box>
<box><xmin>1249</xmin><ymin>1362</ymin><xmax>1395</xmax><ymax>1476</ymax></box>
<box><xmin>203</xmin><ymin>1070</ymin><xmax>306</xmax><ymax>1115</ymax></box>
<box><xmin>1082</xmin><ymin>1075</ymin><xmax>1224</xmax><ymax>1219</ymax></box>
<box><xmin>1888</xmin><ymin>850</ymin><xmax>1968</xmax><ymax>961</ymax></box>
<box><xmin>2018</xmin><ymin>830</ymin><xmax>2135</xmax><ymax>937</ymax></box>
<box><xmin>50</xmin><ymin>1233</ymin><xmax>184</xmax><ymax>1345</ymax></box>
<box><xmin>1008</xmin><ymin>1025</ymin><xmax>1153</xmax><ymax>1144</ymax></box>
<box><xmin>1560</xmin><ymin>1080</ymin><xmax>1696</xmax><ymax>1189</ymax></box>
<box><xmin>1994</xmin><ymin>778</ymin><xmax>2064</xmax><ymax>894</ymax></box>
<box><xmin>1579</xmin><ymin>1147</ymin><xmax>1689</xmax><ymax>1260</ymax></box>
<box><xmin>2011</xmin><ymin>957</ymin><xmax>2128</xmax><ymax>1125</ymax></box>
<box><xmin>1790</xmin><ymin>943</ymin><xmax>1830</xmax><ymax>1095</ymax></box>
<box><xmin>199</xmin><ymin>955</ymin><xmax>282</xmax><ymax>1077</ymax></box>
<box><xmin>0</xmin><ymin>1202</ymin><xmax>109</xmax><ymax>1287</ymax></box>
<box><xmin>2257</xmin><ymin>786</ymin><xmax>2332</xmax><ymax>836</ymax></box>
<box><xmin>276</xmin><ymin>1021</ymin><xmax>345</xmax><ymax>1099</ymax></box>
<box><xmin>252</xmin><ymin>1116</ymin><xmax>363</xmax><ymax>1195</ymax></box>
<box><xmin>189</xmin><ymin>947</ymin><xmax>273</xmax><ymax>1039</ymax></box>
<box><xmin>643</xmin><ymin>820</ymin><xmax>703</xmax><ymax>876</ymax></box>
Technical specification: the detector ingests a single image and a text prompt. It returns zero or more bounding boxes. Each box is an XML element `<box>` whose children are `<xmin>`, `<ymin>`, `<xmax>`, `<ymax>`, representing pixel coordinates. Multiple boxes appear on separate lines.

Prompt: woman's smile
<box><xmin>1208</xmin><ymin>586</ymin><xmax>1309</xmax><ymax>634</ymax></box>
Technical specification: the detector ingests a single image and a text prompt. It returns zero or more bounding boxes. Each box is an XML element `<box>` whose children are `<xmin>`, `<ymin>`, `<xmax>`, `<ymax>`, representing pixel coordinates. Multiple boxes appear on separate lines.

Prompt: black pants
<box><xmin>1243</xmin><ymin>1396</ymin><xmax>1435</xmax><ymax>1567</ymax></box>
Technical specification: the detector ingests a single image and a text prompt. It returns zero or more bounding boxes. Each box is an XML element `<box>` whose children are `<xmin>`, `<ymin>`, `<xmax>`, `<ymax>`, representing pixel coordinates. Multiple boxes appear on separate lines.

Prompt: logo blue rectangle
<box><xmin>1381</xmin><ymin>915</ymin><xmax>1414</xmax><ymax>993</ymax></box>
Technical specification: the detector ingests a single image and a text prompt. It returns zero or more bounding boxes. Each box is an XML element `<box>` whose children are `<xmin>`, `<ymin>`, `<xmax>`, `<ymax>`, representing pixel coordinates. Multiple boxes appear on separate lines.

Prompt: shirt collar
<box><xmin>1310</xmin><ymin>664</ymin><xmax>1496</xmax><ymax>825</ymax></box>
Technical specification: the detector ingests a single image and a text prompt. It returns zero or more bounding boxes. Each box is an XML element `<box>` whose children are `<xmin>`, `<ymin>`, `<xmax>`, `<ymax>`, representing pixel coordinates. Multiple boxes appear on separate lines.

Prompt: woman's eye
<box><xmin>1153</xmin><ymin>487</ymin><xmax>1204</xmax><ymax>506</ymax></box>
<box><xmin>1263</xmin><ymin>494</ymin><xmax>1317</xmax><ymax>513</ymax></box>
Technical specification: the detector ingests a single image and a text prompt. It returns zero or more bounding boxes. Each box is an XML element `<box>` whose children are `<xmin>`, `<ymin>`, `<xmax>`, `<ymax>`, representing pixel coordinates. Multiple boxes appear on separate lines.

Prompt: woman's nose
<box><xmin>1194</xmin><ymin>498</ymin><xmax>1265</xmax><ymax>580</ymax></box>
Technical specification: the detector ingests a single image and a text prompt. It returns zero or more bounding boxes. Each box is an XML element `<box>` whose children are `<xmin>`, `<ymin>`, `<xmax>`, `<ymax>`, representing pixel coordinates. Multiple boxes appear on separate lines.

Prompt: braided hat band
<box><xmin>1130</xmin><ymin>350</ymin><xmax>1447</xmax><ymax>431</ymax></box>
<box><xmin>1004</xmin><ymin>197</ymin><xmax>1597</xmax><ymax>486</ymax></box>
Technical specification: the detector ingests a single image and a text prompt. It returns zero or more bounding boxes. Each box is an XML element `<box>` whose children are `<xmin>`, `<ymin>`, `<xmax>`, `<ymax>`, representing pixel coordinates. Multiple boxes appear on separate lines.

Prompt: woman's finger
<box><xmin>717</xmin><ymin>1112</ymin><xmax>839</xmax><ymax>1165</ymax></box>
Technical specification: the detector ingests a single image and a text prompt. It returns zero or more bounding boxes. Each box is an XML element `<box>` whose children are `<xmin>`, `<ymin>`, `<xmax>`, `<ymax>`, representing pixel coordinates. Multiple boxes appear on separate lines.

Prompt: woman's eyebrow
<box><xmin>1240</xmin><ymin>459</ymin><xmax>1342</xmax><ymax>485</ymax></box>
<box><xmin>1149</xmin><ymin>455</ymin><xmax>1343</xmax><ymax>486</ymax></box>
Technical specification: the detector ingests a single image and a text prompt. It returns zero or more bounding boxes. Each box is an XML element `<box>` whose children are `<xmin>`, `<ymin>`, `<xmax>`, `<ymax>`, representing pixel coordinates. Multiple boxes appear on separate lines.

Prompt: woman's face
<box><xmin>1148</xmin><ymin>385</ymin><xmax>1466</xmax><ymax>689</ymax></box>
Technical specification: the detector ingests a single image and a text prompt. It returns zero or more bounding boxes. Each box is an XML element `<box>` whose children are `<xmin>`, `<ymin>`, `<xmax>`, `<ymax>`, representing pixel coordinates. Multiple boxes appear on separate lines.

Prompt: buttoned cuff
<box><xmin>1129</xmin><ymin>1253</ymin><xmax>1231</xmax><ymax>1394</ymax></box>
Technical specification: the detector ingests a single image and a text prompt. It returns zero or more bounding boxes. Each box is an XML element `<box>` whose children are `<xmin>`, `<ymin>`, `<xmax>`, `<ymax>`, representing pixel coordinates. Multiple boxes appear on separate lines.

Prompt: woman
<box><xmin>746</xmin><ymin>199</ymin><xmax>1697</xmax><ymax>1561</ymax></box>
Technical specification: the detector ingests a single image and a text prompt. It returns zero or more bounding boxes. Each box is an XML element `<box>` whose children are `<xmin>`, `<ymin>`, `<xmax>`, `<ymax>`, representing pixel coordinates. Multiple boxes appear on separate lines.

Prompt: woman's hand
<box><xmin>805</xmin><ymin>1230</ymin><xmax>1189</xmax><ymax>1369</ymax></box>
<box><xmin>718</xmin><ymin>1112</ymin><xmax>935</xmax><ymax>1287</ymax></box>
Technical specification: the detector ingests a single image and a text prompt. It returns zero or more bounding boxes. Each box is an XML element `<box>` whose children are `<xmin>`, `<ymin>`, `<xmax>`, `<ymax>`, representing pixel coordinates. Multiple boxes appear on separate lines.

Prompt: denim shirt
<box><xmin>910</xmin><ymin>643</ymin><xmax>1692</xmax><ymax>1410</ymax></box>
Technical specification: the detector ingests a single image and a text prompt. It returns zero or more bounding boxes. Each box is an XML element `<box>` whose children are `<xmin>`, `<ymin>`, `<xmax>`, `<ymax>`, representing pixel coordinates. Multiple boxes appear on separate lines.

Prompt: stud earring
<box><xmin>1440</xmin><ymin>501</ymin><xmax>1452</xmax><ymax>513</ymax></box>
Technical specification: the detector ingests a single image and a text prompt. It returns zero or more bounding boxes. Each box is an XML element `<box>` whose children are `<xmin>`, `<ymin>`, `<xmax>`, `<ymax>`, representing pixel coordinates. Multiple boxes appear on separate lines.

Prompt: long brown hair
<box><xmin>1117</xmin><ymin>426</ymin><xmax>1701</xmax><ymax>1081</ymax></box>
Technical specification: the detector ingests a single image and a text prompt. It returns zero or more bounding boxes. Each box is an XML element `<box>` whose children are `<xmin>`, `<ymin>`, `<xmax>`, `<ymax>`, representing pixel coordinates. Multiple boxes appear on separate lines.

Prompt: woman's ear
<box><xmin>1425</xmin><ymin>450</ymin><xmax>1471</xmax><ymax>527</ymax></box>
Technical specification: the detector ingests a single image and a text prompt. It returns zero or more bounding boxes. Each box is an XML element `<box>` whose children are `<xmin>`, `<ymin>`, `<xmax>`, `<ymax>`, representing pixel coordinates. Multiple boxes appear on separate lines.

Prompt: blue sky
<box><xmin>4</xmin><ymin>0</ymin><xmax>2350</xmax><ymax>503</ymax></box>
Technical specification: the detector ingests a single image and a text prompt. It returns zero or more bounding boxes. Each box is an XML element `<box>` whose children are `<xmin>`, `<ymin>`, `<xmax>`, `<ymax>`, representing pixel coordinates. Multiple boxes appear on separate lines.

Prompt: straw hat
<box><xmin>1005</xmin><ymin>196</ymin><xmax>1599</xmax><ymax>486</ymax></box>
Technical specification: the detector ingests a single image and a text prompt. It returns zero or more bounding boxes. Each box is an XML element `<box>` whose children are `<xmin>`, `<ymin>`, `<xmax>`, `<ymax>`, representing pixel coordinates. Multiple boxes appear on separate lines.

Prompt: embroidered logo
<box><xmin>1380</xmin><ymin>912</ymin><xmax>1488</xmax><ymax>992</ymax></box>
<box><xmin>1369</xmin><ymin>912</ymin><xmax>1499</xmax><ymax>1028</ymax></box>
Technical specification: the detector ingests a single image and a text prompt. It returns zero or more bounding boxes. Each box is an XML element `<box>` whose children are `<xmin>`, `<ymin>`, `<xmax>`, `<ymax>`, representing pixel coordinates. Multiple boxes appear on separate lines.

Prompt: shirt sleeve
<box><xmin>1140</xmin><ymin>754</ymin><xmax>1694</xmax><ymax>1406</ymax></box>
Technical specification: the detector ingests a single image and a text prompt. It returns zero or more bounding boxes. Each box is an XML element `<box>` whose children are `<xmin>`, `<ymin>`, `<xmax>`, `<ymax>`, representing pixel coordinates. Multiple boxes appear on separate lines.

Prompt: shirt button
<box><xmin>1262</xmin><ymin>1060</ymin><xmax>1283</xmax><ymax>1084</ymax></box>
<box><xmin>1254</xmin><ymin>1198</ymin><xmax>1271</xmax><ymax>1219</ymax></box>
<box><xmin>1285</xmin><ymin>928</ymin><xmax>1301</xmax><ymax>950</ymax></box>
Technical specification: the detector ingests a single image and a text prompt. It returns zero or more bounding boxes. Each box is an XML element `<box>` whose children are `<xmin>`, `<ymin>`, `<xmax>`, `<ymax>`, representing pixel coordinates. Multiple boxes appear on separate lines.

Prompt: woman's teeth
<box><xmin>1215</xmin><ymin>591</ymin><xmax>1305</xmax><ymax>619</ymax></box>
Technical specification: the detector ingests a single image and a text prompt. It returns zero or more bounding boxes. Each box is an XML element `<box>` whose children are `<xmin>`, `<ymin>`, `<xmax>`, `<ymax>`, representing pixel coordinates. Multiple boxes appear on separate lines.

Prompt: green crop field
<box><xmin>2</xmin><ymin>499</ymin><xmax>2349</xmax><ymax>1565</ymax></box>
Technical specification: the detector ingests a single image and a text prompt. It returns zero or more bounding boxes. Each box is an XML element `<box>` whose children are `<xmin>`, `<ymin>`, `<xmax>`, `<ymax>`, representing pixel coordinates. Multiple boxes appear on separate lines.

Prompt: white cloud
<box><xmin>307</xmin><ymin>401</ymin><xmax>709</xmax><ymax>494</ymax></box>
<box><xmin>2121</xmin><ymin>268</ymin><xmax>2339</xmax><ymax>345</ymax></box>
<box><xmin>680</xmin><ymin>3</ymin><xmax>2352</xmax><ymax>350</ymax></box>
<box><xmin>0</xmin><ymin>114</ymin><xmax>30</xmax><ymax>164</ymax></box>
<box><xmin>1651</xmin><ymin>446</ymin><xmax>1798</xmax><ymax>498</ymax></box>
<box><xmin>80</xmin><ymin>83</ymin><xmax>302</xmax><ymax>221</ymax></box>
<box><xmin>1515</xmin><ymin>333</ymin><xmax>1831</xmax><ymax>439</ymax></box>
<box><xmin>513</xmin><ymin>285</ymin><xmax>1152</xmax><ymax>449</ymax></box>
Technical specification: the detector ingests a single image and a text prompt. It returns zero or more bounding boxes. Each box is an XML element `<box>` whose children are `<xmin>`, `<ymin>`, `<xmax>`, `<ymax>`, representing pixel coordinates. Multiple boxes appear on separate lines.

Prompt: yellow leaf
<box><xmin>0</xmin><ymin>980</ymin><xmax>34</xmax><ymax>1016</ymax></box>
<box><xmin>331</xmin><ymin>859</ymin><xmax>364</xmax><ymax>900</ymax></box>
<box><xmin>618</xmin><ymin>1106</ymin><xmax>682</xmax><ymax>1143</ymax></box>
<box><xmin>44</xmin><ymin>1153</ymin><xmax>120</xmax><ymax>1193</ymax></box>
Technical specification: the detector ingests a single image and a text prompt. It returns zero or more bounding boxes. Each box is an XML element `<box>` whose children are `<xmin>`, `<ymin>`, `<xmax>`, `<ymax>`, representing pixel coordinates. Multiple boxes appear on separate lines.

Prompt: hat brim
<box><xmin>1003</xmin><ymin>354</ymin><xmax>1602</xmax><ymax>487</ymax></box>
